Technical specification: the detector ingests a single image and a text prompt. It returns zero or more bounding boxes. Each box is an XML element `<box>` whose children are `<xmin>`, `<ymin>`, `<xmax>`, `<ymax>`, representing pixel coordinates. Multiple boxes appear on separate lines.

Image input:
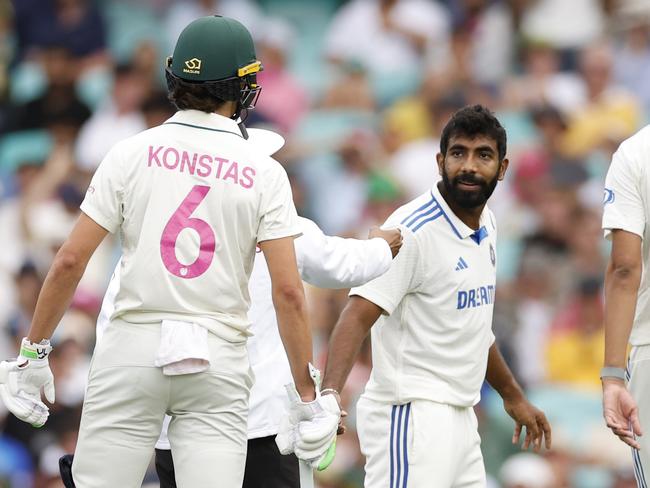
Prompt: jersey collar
<box><xmin>163</xmin><ymin>110</ymin><xmax>243</xmax><ymax>138</ymax></box>
<box><xmin>431</xmin><ymin>183</ymin><xmax>491</xmax><ymax>243</ymax></box>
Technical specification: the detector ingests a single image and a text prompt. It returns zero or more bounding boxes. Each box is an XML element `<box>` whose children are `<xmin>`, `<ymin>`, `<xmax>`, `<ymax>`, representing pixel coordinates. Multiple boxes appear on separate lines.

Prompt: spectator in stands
<box><xmin>510</xmin><ymin>249</ymin><xmax>555</xmax><ymax>388</ymax></box>
<box><xmin>164</xmin><ymin>0</ymin><xmax>262</xmax><ymax>47</ymax></box>
<box><xmin>442</xmin><ymin>0</ymin><xmax>515</xmax><ymax>85</ymax></box>
<box><xmin>613</xmin><ymin>3</ymin><xmax>650</xmax><ymax>114</ymax></box>
<box><xmin>0</xmin><ymin>160</ymin><xmax>44</xmax><ymax>279</ymax></box>
<box><xmin>521</xmin><ymin>0</ymin><xmax>605</xmax><ymax>60</ymax></box>
<box><xmin>324</xmin><ymin>0</ymin><xmax>450</xmax><ymax>77</ymax></box>
<box><xmin>304</xmin><ymin>130</ymin><xmax>379</xmax><ymax>235</ymax></box>
<box><xmin>563</xmin><ymin>42</ymin><xmax>641</xmax><ymax>157</ymax></box>
<box><xmin>501</xmin><ymin>41</ymin><xmax>584</xmax><ymax>113</ymax></box>
<box><xmin>4</xmin><ymin>262</ymin><xmax>41</xmax><ymax>347</ymax></box>
<box><xmin>254</xmin><ymin>18</ymin><xmax>308</xmax><ymax>135</ymax></box>
<box><xmin>4</xmin><ymin>45</ymin><xmax>91</xmax><ymax>134</ymax></box>
<box><xmin>75</xmin><ymin>62</ymin><xmax>148</xmax><ymax>171</ymax></box>
<box><xmin>12</xmin><ymin>0</ymin><xmax>108</xmax><ymax>69</ymax></box>
<box><xmin>319</xmin><ymin>60</ymin><xmax>375</xmax><ymax>111</ymax></box>
<box><xmin>545</xmin><ymin>276</ymin><xmax>604</xmax><ymax>390</ymax></box>
<box><xmin>389</xmin><ymin>91</ymin><xmax>464</xmax><ymax>198</ymax></box>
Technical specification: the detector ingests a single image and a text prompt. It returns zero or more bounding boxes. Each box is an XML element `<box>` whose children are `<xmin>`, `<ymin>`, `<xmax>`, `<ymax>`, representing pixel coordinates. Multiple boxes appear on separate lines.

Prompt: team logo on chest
<box><xmin>490</xmin><ymin>243</ymin><xmax>496</xmax><ymax>267</ymax></box>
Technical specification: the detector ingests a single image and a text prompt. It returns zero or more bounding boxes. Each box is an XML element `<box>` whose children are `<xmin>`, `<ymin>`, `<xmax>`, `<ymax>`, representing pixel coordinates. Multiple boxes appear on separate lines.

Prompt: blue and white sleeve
<box><xmin>350</xmin><ymin>228</ymin><xmax>422</xmax><ymax>316</ymax></box>
<box><xmin>602</xmin><ymin>141</ymin><xmax>645</xmax><ymax>240</ymax></box>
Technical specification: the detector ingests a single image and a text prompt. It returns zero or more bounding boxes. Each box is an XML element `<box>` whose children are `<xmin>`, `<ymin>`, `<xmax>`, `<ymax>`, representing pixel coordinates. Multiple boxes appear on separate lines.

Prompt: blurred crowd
<box><xmin>1</xmin><ymin>0</ymin><xmax>649</xmax><ymax>487</ymax></box>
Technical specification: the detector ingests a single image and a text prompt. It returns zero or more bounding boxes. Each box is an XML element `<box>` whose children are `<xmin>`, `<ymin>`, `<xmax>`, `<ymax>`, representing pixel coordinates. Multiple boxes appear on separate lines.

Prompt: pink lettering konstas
<box><xmin>147</xmin><ymin>145</ymin><xmax>256</xmax><ymax>189</ymax></box>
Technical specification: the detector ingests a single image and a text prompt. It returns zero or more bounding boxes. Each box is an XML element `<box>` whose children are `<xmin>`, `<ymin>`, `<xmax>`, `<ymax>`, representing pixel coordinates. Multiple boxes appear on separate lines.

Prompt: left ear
<box><xmin>497</xmin><ymin>158</ymin><xmax>509</xmax><ymax>181</ymax></box>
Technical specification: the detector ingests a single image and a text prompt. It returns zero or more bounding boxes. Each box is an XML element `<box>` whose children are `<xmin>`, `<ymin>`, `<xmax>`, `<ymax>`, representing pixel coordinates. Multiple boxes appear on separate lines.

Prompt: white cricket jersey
<box><xmin>603</xmin><ymin>125</ymin><xmax>650</xmax><ymax>346</ymax></box>
<box><xmin>96</xmin><ymin>217</ymin><xmax>392</xmax><ymax>444</ymax></box>
<box><xmin>352</xmin><ymin>183</ymin><xmax>498</xmax><ymax>407</ymax></box>
<box><xmin>80</xmin><ymin>110</ymin><xmax>300</xmax><ymax>343</ymax></box>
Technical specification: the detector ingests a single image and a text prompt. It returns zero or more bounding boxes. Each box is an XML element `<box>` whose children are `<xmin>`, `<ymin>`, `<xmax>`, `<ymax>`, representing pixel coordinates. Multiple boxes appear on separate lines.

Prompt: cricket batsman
<box><xmin>0</xmin><ymin>15</ymin><xmax>340</xmax><ymax>488</ymax></box>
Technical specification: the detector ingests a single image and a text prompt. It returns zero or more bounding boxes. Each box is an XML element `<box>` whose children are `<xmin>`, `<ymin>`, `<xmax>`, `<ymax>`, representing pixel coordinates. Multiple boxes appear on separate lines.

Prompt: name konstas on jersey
<box><xmin>148</xmin><ymin>145</ymin><xmax>256</xmax><ymax>189</ymax></box>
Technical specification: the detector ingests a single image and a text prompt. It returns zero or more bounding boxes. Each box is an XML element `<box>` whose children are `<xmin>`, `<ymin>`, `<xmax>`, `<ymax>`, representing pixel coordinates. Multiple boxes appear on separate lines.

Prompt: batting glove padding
<box><xmin>293</xmin><ymin>393</ymin><xmax>340</xmax><ymax>466</ymax></box>
<box><xmin>0</xmin><ymin>338</ymin><xmax>54</xmax><ymax>428</ymax></box>
<box><xmin>276</xmin><ymin>366</ymin><xmax>341</xmax><ymax>470</ymax></box>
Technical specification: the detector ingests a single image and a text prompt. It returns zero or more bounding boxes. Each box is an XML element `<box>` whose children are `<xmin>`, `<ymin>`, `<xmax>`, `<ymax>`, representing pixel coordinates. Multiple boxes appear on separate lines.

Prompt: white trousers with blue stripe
<box><xmin>356</xmin><ymin>396</ymin><xmax>486</xmax><ymax>488</ymax></box>
<box><xmin>628</xmin><ymin>345</ymin><xmax>650</xmax><ymax>488</ymax></box>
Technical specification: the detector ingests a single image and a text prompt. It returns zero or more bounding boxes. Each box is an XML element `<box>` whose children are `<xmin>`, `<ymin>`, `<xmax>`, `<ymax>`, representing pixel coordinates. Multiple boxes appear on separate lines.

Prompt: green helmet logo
<box><xmin>183</xmin><ymin>58</ymin><xmax>202</xmax><ymax>74</ymax></box>
<box><xmin>169</xmin><ymin>15</ymin><xmax>261</xmax><ymax>82</ymax></box>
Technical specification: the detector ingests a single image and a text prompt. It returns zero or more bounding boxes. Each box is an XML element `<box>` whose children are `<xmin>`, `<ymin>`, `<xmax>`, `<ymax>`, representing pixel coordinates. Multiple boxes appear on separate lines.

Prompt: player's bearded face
<box><xmin>441</xmin><ymin>163</ymin><xmax>499</xmax><ymax>209</ymax></box>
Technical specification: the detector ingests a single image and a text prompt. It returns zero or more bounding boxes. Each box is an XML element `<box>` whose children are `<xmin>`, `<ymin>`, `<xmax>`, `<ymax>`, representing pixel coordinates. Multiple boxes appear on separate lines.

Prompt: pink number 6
<box><xmin>160</xmin><ymin>185</ymin><xmax>216</xmax><ymax>279</ymax></box>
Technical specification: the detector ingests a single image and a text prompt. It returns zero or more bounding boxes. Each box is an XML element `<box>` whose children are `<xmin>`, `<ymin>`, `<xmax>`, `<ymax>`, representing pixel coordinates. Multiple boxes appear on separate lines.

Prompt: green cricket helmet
<box><xmin>165</xmin><ymin>15</ymin><xmax>263</xmax><ymax>112</ymax></box>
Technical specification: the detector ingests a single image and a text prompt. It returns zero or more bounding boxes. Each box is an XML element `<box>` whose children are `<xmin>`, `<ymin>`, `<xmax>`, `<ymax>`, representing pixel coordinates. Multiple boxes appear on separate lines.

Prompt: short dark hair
<box><xmin>440</xmin><ymin>105</ymin><xmax>507</xmax><ymax>161</ymax></box>
<box><xmin>167</xmin><ymin>78</ymin><xmax>227</xmax><ymax>113</ymax></box>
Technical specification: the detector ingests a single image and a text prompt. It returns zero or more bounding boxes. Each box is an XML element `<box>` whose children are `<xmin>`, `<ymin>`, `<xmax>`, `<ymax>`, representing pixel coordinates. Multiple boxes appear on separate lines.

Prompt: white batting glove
<box><xmin>276</xmin><ymin>364</ymin><xmax>340</xmax><ymax>470</ymax></box>
<box><xmin>0</xmin><ymin>338</ymin><xmax>54</xmax><ymax>428</ymax></box>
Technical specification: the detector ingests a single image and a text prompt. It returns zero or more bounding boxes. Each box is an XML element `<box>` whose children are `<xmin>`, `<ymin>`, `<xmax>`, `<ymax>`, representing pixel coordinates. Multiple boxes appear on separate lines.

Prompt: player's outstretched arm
<box><xmin>0</xmin><ymin>212</ymin><xmax>108</xmax><ymax>427</ymax></box>
<box><xmin>260</xmin><ymin>236</ymin><xmax>315</xmax><ymax>400</ymax></box>
<box><xmin>296</xmin><ymin>218</ymin><xmax>401</xmax><ymax>289</ymax></box>
<box><xmin>602</xmin><ymin>229</ymin><xmax>643</xmax><ymax>448</ymax></box>
<box><xmin>486</xmin><ymin>343</ymin><xmax>551</xmax><ymax>452</ymax></box>
<box><xmin>322</xmin><ymin>296</ymin><xmax>383</xmax><ymax>397</ymax></box>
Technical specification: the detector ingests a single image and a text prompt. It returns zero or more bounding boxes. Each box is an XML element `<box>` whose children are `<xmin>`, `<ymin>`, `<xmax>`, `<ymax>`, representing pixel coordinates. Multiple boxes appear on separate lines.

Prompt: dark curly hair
<box><xmin>440</xmin><ymin>105</ymin><xmax>507</xmax><ymax>161</ymax></box>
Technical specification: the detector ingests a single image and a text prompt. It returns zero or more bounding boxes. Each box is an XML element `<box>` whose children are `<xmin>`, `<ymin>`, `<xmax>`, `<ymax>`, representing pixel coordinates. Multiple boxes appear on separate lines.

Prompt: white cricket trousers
<box><xmin>72</xmin><ymin>318</ymin><xmax>252</xmax><ymax>488</ymax></box>
<box><xmin>356</xmin><ymin>396</ymin><xmax>486</xmax><ymax>488</ymax></box>
<box><xmin>628</xmin><ymin>345</ymin><xmax>650</xmax><ymax>487</ymax></box>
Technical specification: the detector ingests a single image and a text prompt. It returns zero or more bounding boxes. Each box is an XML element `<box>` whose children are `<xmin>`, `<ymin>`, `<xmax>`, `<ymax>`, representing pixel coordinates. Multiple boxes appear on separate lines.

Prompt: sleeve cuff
<box><xmin>80</xmin><ymin>203</ymin><xmax>118</xmax><ymax>234</ymax></box>
<box><xmin>349</xmin><ymin>288</ymin><xmax>397</xmax><ymax>316</ymax></box>
<box><xmin>257</xmin><ymin>225</ymin><xmax>303</xmax><ymax>243</ymax></box>
<box><xmin>602</xmin><ymin>220</ymin><xmax>644</xmax><ymax>241</ymax></box>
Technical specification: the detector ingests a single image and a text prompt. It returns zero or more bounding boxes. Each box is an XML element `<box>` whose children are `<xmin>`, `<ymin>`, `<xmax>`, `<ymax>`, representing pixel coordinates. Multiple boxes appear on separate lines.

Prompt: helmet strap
<box><xmin>236</xmin><ymin>105</ymin><xmax>249</xmax><ymax>140</ymax></box>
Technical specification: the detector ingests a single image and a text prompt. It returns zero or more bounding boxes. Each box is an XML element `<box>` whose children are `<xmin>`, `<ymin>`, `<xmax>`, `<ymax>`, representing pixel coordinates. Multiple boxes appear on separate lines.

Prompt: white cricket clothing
<box><xmin>626</xmin><ymin>345</ymin><xmax>650</xmax><ymax>486</ymax></box>
<box><xmin>96</xmin><ymin>217</ymin><xmax>393</xmax><ymax>447</ymax></box>
<box><xmin>602</xmin><ymin>125</ymin><xmax>650</xmax><ymax>346</ymax></box>
<box><xmin>604</xmin><ymin>126</ymin><xmax>650</xmax><ymax>485</ymax></box>
<box><xmin>352</xmin><ymin>183</ymin><xmax>497</xmax><ymax>407</ymax></box>
<box><xmin>356</xmin><ymin>397</ymin><xmax>485</xmax><ymax>488</ymax></box>
<box><xmin>80</xmin><ymin>110</ymin><xmax>300</xmax><ymax>343</ymax></box>
<box><xmin>73</xmin><ymin>319</ymin><xmax>251</xmax><ymax>488</ymax></box>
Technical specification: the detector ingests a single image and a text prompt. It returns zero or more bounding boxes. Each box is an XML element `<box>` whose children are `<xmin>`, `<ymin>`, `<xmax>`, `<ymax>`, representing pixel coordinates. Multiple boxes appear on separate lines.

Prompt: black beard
<box><xmin>441</xmin><ymin>170</ymin><xmax>498</xmax><ymax>209</ymax></box>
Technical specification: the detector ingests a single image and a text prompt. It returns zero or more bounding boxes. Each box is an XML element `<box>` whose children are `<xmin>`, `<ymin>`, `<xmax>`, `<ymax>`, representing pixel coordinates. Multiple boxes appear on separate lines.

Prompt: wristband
<box><xmin>19</xmin><ymin>338</ymin><xmax>52</xmax><ymax>361</ymax></box>
<box><xmin>600</xmin><ymin>367</ymin><xmax>626</xmax><ymax>381</ymax></box>
<box><xmin>320</xmin><ymin>388</ymin><xmax>340</xmax><ymax>397</ymax></box>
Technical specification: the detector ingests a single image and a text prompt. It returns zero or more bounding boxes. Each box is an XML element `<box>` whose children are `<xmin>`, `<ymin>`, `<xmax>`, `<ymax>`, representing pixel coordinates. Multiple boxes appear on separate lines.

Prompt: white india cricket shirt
<box><xmin>81</xmin><ymin>110</ymin><xmax>300</xmax><ymax>342</ymax></box>
<box><xmin>352</xmin><ymin>183</ymin><xmax>498</xmax><ymax>407</ymax></box>
<box><xmin>603</xmin><ymin>125</ymin><xmax>650</xmax><ymax>346</ymax></box>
